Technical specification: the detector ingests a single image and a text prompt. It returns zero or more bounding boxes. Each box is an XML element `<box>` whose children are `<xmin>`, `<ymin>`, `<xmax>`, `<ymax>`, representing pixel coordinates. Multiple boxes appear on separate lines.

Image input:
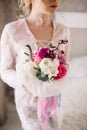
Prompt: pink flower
<box><xmin>54</xmin><ymin>64</ymin><xmax>67</xmax><ymax>80</ymax></box>
<box><xmin>32</xmin><ymin>52</ymin><xmax>42</xmax><ymax>65</ymax></box>
<box><xmin>55</xmin><ymin>49</ymin><xmax>66</xmax><ymax>64</ymax></box>
<box><xmin>38</xmin><ymin>48</ymin><xmax>55</xmax><ymax>59</ymax></box>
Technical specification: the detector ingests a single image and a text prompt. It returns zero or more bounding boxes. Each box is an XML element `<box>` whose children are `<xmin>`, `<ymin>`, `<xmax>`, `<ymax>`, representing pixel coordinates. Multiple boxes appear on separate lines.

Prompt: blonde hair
<box><xmin>18</xmin><ymin>0</ymin><xmax>32</xmax><ymax>16</ymax></box>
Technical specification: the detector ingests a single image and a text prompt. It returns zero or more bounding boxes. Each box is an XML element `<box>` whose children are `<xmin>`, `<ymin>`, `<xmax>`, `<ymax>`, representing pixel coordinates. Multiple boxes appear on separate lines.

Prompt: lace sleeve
<box><xmin>0</xmin><ymin>25</ymin><xmax>19</xmax><ymax>89</ymax></box>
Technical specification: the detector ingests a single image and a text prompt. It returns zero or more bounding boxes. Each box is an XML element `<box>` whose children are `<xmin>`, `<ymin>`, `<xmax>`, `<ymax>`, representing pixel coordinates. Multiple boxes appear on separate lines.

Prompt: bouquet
<box><xmin>17</xmin><ymin>40</ymin><xmax>69</xmax><ymax>130</ymax></box>
<box><xmin>24</xmin><ymin>40</ymin><xmax>68</xmax><ymax>82</ymax></box>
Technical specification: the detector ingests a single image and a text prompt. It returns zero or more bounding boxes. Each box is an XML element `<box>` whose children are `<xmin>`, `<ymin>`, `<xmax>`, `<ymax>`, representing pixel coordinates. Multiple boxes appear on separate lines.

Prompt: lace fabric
<box><xmin>0</xmin><ymin>18</ymin><xmax>71</xmax><ymax>130</ymax></box>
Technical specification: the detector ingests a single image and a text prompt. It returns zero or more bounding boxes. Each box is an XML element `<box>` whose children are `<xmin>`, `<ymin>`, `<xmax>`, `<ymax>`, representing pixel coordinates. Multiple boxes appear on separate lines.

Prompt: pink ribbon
<box><xmin>37</xmin><ymin>96</ymin><xmax>58</xmax><ymax>130</ymax></box>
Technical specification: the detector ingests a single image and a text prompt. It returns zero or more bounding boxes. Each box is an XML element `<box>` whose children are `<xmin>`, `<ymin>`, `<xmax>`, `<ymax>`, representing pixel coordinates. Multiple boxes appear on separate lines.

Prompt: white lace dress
<box><xmin>0</xmin><ymin>18</ymin><xmax>71</xmax><ymax>130</ymax></box>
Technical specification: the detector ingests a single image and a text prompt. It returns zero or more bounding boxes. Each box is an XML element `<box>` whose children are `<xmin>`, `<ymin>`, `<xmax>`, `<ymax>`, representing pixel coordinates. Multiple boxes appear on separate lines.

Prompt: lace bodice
<box><xmin>0</xmin><ymin>18</ymin><xmax>71</xmax><ymax>92</ymax></box>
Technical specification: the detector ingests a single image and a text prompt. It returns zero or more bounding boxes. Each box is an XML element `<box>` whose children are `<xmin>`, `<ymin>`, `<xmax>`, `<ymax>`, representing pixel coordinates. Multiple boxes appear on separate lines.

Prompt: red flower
<box><xmin>54</xmin><ymin>64</ymin><xmax>67</xmax><ymax>80</ymax></box>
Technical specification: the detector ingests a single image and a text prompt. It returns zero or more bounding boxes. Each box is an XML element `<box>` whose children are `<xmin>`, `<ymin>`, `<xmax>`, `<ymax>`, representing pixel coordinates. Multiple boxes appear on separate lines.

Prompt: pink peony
<box><xmin>32</xmin><ymin>52</ymin><xmax>42</xmax><ymax>65</ymax></box>
<box><xmin>38</xmin><ymin>48</ymin><xmax>55</xmax><ymax>59</ymax></box>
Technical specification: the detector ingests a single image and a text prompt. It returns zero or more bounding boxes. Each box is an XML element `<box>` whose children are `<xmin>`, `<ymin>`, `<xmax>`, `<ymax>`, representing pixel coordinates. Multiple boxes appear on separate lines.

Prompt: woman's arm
<box><xmin>0</xmin><ymin>25</ymin><xmax>19</xmax><ymax>89</ymax></box>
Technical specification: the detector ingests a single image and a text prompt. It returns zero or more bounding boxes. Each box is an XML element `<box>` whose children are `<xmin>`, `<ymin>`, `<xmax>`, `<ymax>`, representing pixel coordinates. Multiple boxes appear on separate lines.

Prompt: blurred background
<box><xmin>0</xmin><ymin>0</ymin><xmax>87</xmax><ymax>130</ymax></box>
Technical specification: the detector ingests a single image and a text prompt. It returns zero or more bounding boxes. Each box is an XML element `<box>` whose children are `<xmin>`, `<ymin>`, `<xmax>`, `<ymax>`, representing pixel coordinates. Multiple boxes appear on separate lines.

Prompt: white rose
<box><xmin>39</xmin><ymin>58</ymin><xmax>59</xmax><ymax>77</ymax></box>
<box><xmin>39</xmin><ymin>58</ymin><xmax>52</xmax><ymax>74</ymax></box>
<box><xmin>48</xmin><ymin>59</ymin><xmax>59</xmax><ymax>77</ymax></box>
<box><xmin>52</xmin><ymin>58</ymin><xmax>59</xmax><ymax>67</ymax></box>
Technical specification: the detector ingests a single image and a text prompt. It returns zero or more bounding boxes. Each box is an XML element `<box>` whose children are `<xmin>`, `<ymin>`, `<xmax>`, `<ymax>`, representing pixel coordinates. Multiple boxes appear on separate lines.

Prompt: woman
<box><xmin>0</xmin><ymin>0</ymin><xmax>71</xmax><ymax>130</ymax></box>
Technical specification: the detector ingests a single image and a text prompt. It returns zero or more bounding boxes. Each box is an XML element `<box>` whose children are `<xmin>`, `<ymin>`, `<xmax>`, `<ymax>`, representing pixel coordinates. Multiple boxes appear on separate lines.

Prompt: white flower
<box><xmin>39</xmin><ymin>58</ymin><xmax>59</xmax><ymax>77</ymax></box>
<box><xmin>39</xmin><ymin>58</ymin><xmax>52</xmax><ymax>74</ymax></box>
<box><xmin>23</xmin><ymin>61</ymin><xmax>38</xmax><ymax>79</ymax></box>
<box><xmin>49</xmin><ymin>59</ymin><xmax>59</xmax><ymax>77</ymax></box>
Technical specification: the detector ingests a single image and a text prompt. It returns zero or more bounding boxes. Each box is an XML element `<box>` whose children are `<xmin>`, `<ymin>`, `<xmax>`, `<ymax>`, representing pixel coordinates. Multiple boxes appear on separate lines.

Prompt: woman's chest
<box><xmin>29</xmin><ymin>26</ymin><xmax>53</xmax><ymax>42</ymax></box>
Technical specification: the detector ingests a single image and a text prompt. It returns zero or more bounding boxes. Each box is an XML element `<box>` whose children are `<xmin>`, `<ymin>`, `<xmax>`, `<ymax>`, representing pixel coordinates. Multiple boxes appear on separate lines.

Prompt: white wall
<box><xmin>70</xmin><ymin>28</ymin><xmax>87</xmax><ymax>59</ymax></box>
<box><xmin>55</xmin><ymin>12</ymin><xmax>87</xmax><ymax>59</ymax></box>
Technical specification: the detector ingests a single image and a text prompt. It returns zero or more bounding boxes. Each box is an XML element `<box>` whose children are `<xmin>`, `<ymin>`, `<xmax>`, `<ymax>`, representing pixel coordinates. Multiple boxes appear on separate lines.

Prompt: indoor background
<box><xmin>0</xmin><ymin>0</ymin><xmax>87</xmax><ymax>130</ymax></box>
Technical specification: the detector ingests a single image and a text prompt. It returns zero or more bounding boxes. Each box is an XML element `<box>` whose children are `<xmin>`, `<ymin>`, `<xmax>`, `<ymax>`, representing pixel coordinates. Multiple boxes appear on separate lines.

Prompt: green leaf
<box><xmin>26</xmin><ymin>44</ymin><xmax>32</xmax><ymax>59</ymax></box>
<box><xmin>49</xmin><ymin>43</ymin><xmax>56</xmax><ymax>49</ymax></box>
<box><xmin>33</xmin><ymin>67</ymin><xmax>41</xmax><ymax>72</ymax></box>
<box><xmin>24</xmin><ymin>52</ymin><xmax>29</xmax><ymax>56</ymax></box>
<box><xmin>36</xmin><ymin>72</ymin><xmax>49</xmax><ymax>81</ymax></box>
<box><xmin>36</xmin><ymin>42</ymin><xmax>39</xmax><ymax>50</ymax></box>
<box><xmin>49</xmin><ymin>76</ymin><xmax>54</xmax><ymax>81</ymax></box>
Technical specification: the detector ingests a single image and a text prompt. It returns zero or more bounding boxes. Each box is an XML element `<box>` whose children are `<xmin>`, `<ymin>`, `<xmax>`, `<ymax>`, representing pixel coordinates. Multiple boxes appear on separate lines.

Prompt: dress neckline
<box><xmin>24</xmin><ymin>18</ymin><xmax>56</xmax><ymax>45</ymax></box>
